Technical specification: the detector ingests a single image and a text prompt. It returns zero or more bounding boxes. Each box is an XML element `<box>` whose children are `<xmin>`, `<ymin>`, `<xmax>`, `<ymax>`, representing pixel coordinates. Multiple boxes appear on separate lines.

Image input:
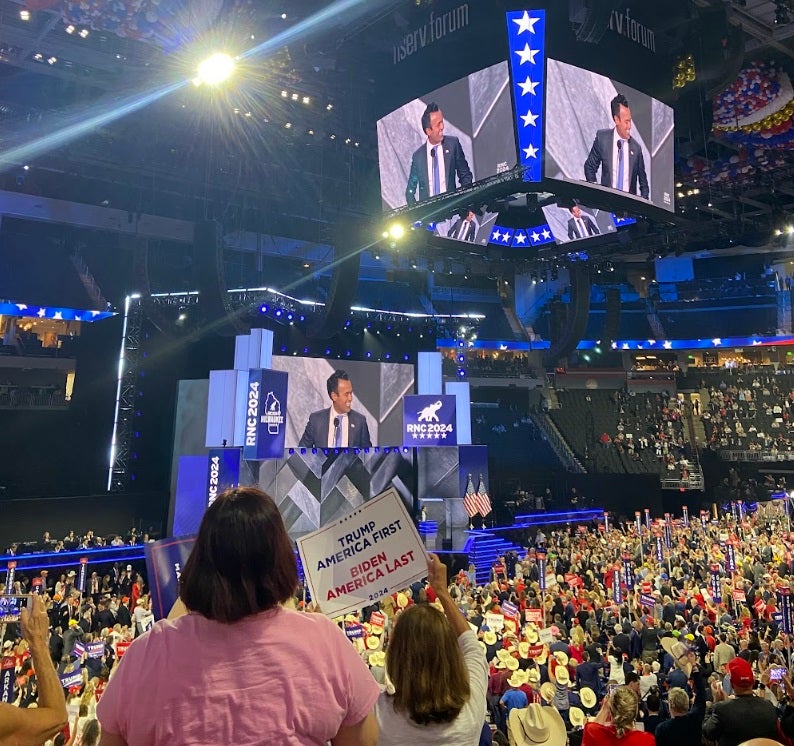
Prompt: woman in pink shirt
<box><xmin>97</xmin><ymin>487</ymin><xmax>379</xmax><ymax>746</ymax></box>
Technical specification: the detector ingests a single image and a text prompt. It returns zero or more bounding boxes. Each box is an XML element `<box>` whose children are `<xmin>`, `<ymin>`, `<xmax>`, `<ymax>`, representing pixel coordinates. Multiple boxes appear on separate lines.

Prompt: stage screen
<box><xmin>545</xmin><ymin>59</ymin><xmax>675</xmax><ymax>212</ymax></box>
<box><xmin>541</xmin><ymin>202</ymin><xmax>617</xmax><ymax>245</ymax></box>
<box><xmin>270</xmin><ymin>357</ymin><xmax>414</xmax><ymax>448</ymax></box>
<box><xmin>377</xmin><ymin>60</ymin><xmax>517</xmax><ymax>211</ymax></box>
<box><xmin>432</xmin><ymin>206</ymin><xmax>500</xmax><ymax>246</ymax></box>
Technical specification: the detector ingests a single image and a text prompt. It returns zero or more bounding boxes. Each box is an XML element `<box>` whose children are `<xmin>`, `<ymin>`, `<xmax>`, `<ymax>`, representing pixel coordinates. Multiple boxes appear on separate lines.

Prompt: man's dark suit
<box><xmin>567</xmin><ymin>214</ymin><xmax>599</xmax><ymax>240</ymax></box>
<box><xmin>702</xmin><ymin>693</ymin><xmax>779</xmax><ymax>746</ymax></box>
<box><xmin>298</xmin><ymin>408</ymin><xmax>372</xmax><ymax>448</ymax></box>
<box><xmin>584</xmin><ymin>129</ymin><xmax>649</xmax><ymax>199</ymax></box>
<box><xmin>447</xmin><ymin>216</ymin><xmax>477</xmax><ymax>242</ymax></box>
<box><xmin>405</xmin><ymin>135</ymin><xmax>473</xmax><ymax>205</ymax></box>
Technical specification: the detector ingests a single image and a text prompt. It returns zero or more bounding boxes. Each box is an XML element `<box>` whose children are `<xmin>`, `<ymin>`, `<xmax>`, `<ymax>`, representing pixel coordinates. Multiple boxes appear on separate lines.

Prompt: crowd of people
<box><xmin>5</xmin><ymin>488</ymin><xmax>794</xmax><ymax>745</ymax></box>
<box><xmin>5</xmin><ymin>528</ymin><xmax>157</xmax><ymax>557</ymax></box>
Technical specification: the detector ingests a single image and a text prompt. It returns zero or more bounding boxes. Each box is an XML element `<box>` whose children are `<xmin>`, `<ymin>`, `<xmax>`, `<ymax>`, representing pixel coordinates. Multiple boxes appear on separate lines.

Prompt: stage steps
<box><xmin>465</xmin><ymin>530</ymin><xmax>526</xmax><ymax>586</ymax></box>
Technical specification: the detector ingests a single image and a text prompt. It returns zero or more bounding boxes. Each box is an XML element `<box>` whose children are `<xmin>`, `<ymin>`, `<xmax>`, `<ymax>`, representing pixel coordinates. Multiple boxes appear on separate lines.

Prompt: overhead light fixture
<box><xmin>47</xmin><ymin>56</ymin><xmax>57</xmax><ymax>65</ymax></box>
<box><xmin>79</xmin><ymin>28</ymin><xmax>89</xmax><ymax>38</ymax></box>
<box><xmin>19</xmin><ymin>10</ymin><xmax>30</xmax><ymax>21</ymax></box>
<box><xmin>302</xmin><ymin>96</ymin><xmax>310</xmax><ymax>105</ymax></box>
<box><xmin>196</xmin><ymin>52</ymin><xmax>234</xmax><ymax>86</ymax></box>
<box><xmin>65</xmin><ymin>24</ymin><xmax>75</xmax><ymax>34</ymax></box>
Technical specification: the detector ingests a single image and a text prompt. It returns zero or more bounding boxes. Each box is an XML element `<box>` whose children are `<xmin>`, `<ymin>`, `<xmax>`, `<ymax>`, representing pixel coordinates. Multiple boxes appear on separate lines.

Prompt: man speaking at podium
<box><xmin>299</xmin><ymin>369</ymin><xmax>372</xmax><ymax>448</ymax></box>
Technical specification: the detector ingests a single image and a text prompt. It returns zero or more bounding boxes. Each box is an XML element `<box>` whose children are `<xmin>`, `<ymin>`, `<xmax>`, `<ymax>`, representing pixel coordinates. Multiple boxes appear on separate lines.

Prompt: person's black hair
<box><xmin>179</xmin><ymin>487</ymin><xmax>299</xmax><ymax>623</ymax></box>
<box><xmin>421</xmin><ymin>102</ymin><xmax>440</xmax><ymax>133</ymax></box>
<box><xmin>326</xmin><ymin>369</ymin><xmax>350</xmax><ymax>398</ymax></box>
<box><xmin>625</xmin><ymin>671</ymin><xmax>640</xmax><ymax>685</ymax></box>
<box><xmin>646</xmin><ymin>693</ymin><xmax>660</xmax><ymax>712</ymax></box>
<box><xmin>611</xmin><ymin>93</ymin><xmax>629</xmax><ymax>120</ymax></box>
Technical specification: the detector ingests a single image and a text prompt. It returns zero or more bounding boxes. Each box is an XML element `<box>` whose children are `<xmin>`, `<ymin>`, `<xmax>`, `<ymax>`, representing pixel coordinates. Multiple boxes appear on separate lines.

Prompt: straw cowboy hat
<box><xmin>527</xmin><ymin>668</ymin><xmax>541</xmax><ymax>686</ymax></box>
<box><xmin>518</xmin><ymin>641</ymin><xmax>531</xmax><ymax>659</ymax></box>
<box><xmin>540</xmin><ymin>682</ymin><xmax>556</xmax><ymax>703</ymax></box>
<box><xmin>483</xmin><ymin>630</ymin><xmax>498</xmax><ymax>646</ymax></box>
<box><xmin>579</xmin><ymin>687</ymin><xmax>597</xmax><ymax>708</ymax></box>
<box><xmin>396</xmin><ymin>592</ymin><xmax>409</xmax><ymax>609</ymax></box>
<box><xmin>533</xmin><ymin>646</ymin><xmax>549</xmax><ymax>665</ymax></box>
<box><xmin>368</xmin><ymin>651</ymin><xmax>385</xmax><ymax>667</ymax></box>
<box><xmin>569</xmin><ymin>707</ymin><xmax>586</xmax><ymax>728</ymax></box>
<box><xmin>554</xmin><ymin>664</ymin><xmax>571</xmax><ymax>686</ymax></box>
<box><xmin>508</xmin><ymin>669</ymin><xmax>527</xmax><ymax>688</ymax></box>
<box><xmin>365</xmin><ymin>635</ymin><xmax>381</xmax><ymax>651</ymax></box>
<box><xmin>509</xmin><ymin>702</ymin><xmax>567</xmax><ymax>746</ymax></box>
<box><xmin>505</xmin><ymin>656</ymin><xmax>520</xmax><ymax>671</ymax></box>
<box><xmin>661</xmin><ymin>637</ymin><xmax>692</xmax><ymax>676</ymax></box>
<box><xmin>552</xmin><ymin>650</ymin><xmax>569</xmax><ymax>667</ymax></box>
<box><xmin>525</xmin><ymin>626</ymin><xmax>540</xmax><ymax>644</ymax></box>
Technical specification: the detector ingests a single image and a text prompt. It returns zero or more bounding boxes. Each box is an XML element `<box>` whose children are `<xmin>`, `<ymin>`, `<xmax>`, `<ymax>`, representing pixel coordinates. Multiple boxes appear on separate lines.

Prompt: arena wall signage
<box><xmin>403</xmin><ymin>395</ymin><xmax>457</xmax><ymax>446</ymax></box>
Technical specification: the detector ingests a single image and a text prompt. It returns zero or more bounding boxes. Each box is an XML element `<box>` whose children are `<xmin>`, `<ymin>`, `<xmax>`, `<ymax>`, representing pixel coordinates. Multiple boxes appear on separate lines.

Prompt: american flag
<box><xmin>463</xmin><ymin>474</ymin><xmax>479</xmax><ymax>517</ymax></box>
<box><xmin>474</xmin><ymin>474</ymin><xmax>492</xmax><ymax>517</ymax></box>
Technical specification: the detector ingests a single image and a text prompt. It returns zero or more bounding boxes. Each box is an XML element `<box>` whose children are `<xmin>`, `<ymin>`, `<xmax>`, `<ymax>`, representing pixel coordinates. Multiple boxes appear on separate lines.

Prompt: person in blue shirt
<box><xmin>499</xmin><ymin>672</ymin><xmax>528</xmax><ymax>733</ymax></box>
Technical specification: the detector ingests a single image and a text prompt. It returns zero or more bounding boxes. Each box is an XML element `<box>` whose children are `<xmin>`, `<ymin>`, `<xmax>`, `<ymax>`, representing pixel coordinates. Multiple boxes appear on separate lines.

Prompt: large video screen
<box><xmin>541</xmin><ymin>201</ymin><xmax>617</xmax><ymax>245</ymax></box>
<box><xmin>545</xmin><ymin>59</ymin><xmax>675</xmax><ymax>212</ymax></box>
<box><xmin>377</xmin><ymin>60</ymin><xmax>517</xmax><ymax>211</ymax></box>
<box><xmin>270</xmin><ymin>357</ymin><xmax>414</xmax><ymax>448</ymax></box>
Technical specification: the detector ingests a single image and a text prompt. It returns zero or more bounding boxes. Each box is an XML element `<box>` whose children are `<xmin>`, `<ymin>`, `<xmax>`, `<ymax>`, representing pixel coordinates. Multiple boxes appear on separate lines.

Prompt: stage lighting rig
<box><xmin>196</xmin><ymin>52</ymin><xmax>235</xmax><ymax>86</ymax></box>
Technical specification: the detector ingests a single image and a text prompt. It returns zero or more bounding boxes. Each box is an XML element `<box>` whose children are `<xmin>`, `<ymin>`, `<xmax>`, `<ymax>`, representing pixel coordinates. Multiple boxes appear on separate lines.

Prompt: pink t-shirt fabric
<box><xmin>96</xmin><ymin>606</ymin><xmax>379</xmax><ymax>745</ymax></box>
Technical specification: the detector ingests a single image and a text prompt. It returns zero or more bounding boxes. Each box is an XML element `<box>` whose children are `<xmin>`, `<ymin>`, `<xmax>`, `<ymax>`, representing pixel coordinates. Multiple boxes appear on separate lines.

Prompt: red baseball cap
<box><xmin>728</xmin><ymin>657</ymin><xmax>754</xmax><ymax>688</ymax></box>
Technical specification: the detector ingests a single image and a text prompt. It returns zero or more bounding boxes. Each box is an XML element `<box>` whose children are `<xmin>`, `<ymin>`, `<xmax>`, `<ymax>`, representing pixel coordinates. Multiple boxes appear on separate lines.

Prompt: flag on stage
<box><xmin>463</xmin><ymin>474</ymin><xmax>479</xmax><ymax>518</ymax></box>
<box><xmin>475</xmin><ymin>474</ymin><xmax>492</xmax><ymax>517</ymax></box>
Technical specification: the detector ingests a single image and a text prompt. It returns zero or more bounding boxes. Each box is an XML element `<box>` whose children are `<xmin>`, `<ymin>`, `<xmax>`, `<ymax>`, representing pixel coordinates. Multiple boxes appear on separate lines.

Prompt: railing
<box><xmin>528</xmin><ymin>412</ymin><xmax>587</xmax><ymax>474</ymax></box>
<box><xmin>717</xmin><ymin>449</ymin><xmax>794</xmax><ymax>462</ymax></box>
<box><xmin>660</xmin><ymin>472</ymin><xmax>704</xmax><ymax>491</ymax></box>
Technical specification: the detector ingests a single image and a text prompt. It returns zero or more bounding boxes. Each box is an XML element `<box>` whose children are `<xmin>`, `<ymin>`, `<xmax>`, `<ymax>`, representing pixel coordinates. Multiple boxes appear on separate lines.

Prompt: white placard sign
<box><xmin>485</xmin><ymin>613</ymin><xmax>505</xmax><ymax>632</ymax></box>
<box><xmin>297</xmin><ymin>487</ymin><xmax>428</xmax><ymax>618</ymax></box>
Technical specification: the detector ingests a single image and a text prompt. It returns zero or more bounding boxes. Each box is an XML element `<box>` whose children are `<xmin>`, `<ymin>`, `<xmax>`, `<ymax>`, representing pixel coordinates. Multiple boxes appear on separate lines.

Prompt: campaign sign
<box><xmin>77</xmin><ymin>557</ymin><xmax>88</xmax><ymax>594</ymax></box>
<box><xmin>242</xmin><ymin>368</ymin><xmax>288</xmax><ymax>460</ymax></box>
<box><xmin>116</xmin><ymin>641</ymin><xmax>131</xmax><ymax>658</ymax></box>
<box><xmin>144</xmin><ymin>535</ymin><xmax>196</xmax><ymax>621</ymax></box>
<box><xmin>612</xmin><ymin>569</ymin><xmax>622</xmax><ymax>604</ymax></box>
<box><xmin>72</xmin><ymin>641</ymin><xmax>86</xmax><ymax>659</ymax></box>
<box><xmin>725</xmin><ymin>544</ymin><xmax>737</xmax><ymax>573</ymax></box>
<box><xmin>206</xmin><ymin>448</ymin><xmax>241</xmax><ymax>507</ymax></box>
<box><xmin>370</xmin><ymin>611</ymin><xmax>385</xmax><ymax>630</ymax></box>
<box><xmin>59</xmin><ymin>670</ymin><xmax>84</xmax><ymax>689</ymax></box>
<box><xmin>710</xmin><ymin>566</ymin><xmax>722</xmax><ymax>604</ymax></box>
<box><xmin>344</xmin><ymin>622</ymin><xmax>364</xmax><ymax>640</ymax></box>
<box><xmin>732</xmin><ymin>589</ymin><xmax>746</xmax><ymax>602</ymax></box>
<box><xmin>485</xmin><ymin>612</ymin><xmax>505</xmax><ymax>632</ymax></box>
<box><xmin>0</xmin><ymin>657</ymin><xmax>14</xmax><ymax>703</ymax></box>
<box><xmin>502</xmin><ymin>601</ymin><xmax>518</xmax><ymax>618</ymax></box>
<box><xmin>654</xmin><ymin>536</ymin><xmax>664</xmax><ymax>563</ymax></box>
<box><xmin>623</xmin><ymin>559</ymin><xmax>634</xmax><ymax>590</ymax></box>
<box><xmin>297</xmin><ymin>487</ymin><xmax>428</xmax><ymax>618</ymax></box>
<box><xmin>31</xmin><ymin>577</ymin><xmax>43</xmax><ymax>594</ymax></box>
<box><xmin>86</xmin><ymin>642</ymin><xmax>105</xmax><ymax>659</ymax></box>
<box><xmin>639</xmin><ymin>593</ymin><xmax>656</xmax><ymax>608</ymax></box>
<box><xmin>402</xmin><ymin>395</ymin><xmax>457</xmax><ymax>447</ymax></box>
<box><xmin>537</xmin><ymin>554</ymin><xmax>546</xmax><ymax>592</ymax></box>
<box><xmin>525</xmin><ymin>608</ymin><xmax>544</xmax><ymax>627</ymax></box>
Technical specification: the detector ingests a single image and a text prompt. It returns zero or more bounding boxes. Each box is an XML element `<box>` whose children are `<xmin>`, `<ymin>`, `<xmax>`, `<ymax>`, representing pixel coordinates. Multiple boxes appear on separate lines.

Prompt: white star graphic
<box><xmin>502</xmin><ymin>233</ymin><xmax>512</xmax><ymax>244</ymax></box>
<box><xmin>513</xmin><ymin>11</ymin><xmax>539</xmax><ymax>35</ymax></box>
<box><xmin>541</xmin><ymin>229</ymin><xmax>551</xmax><ymax>240</ymax></box>
<box><xmin>90</xmin><ymin>310</ymin><xmax>101</xmax><ymax>316</ymax></box>
<box><xmin>515</xmin><ymin>44</ymin><xmax>540</xmax><ymax>65</ymax></box>
<box><xmin>440</xmin><ymin>432</ymin><xmax>447</xmax><ymax>439</ymax></box>
<box><xmin>530</xmin><ymin>231</ymin><xmax>541</xmax><ymax>243</ymax></box>
<box><xmin>15</xmin><ymin>304</ymin><xmax>27</xmax><ymax>311</ymax></box>
<box><xmin>514</xmin><ymin>232</ymin><xmax>527</xmax><ymax>245</ymax></box>
<box><xmin>419</xmin><ymin>432</ymin><xmax>426</xmax><ymax>440</ymax></box>
<box><xmin>622</xmin><ymin>343</ymin><xmax>630</xmax><ymax>350</ymax></box>
<box><xmin>663</xmin><ymin>340</ymin><xmax>672</xmax><ymax>350</ymax></box>
<box><xmin>53</xmin><ymin>311</ymin><xmax>63</xmax><ymax>320</ymax></box>
<box><xmin>37</xmin><ymin>308</ymin><xmax>46</xmax><ymax>318</ymax></box>
<box><xmin>523</xmin><ymin>144</ymin><xmax>539</xmax><ymax>159</ymax></box>
<box><xmin>611</xmin><ymin>342</ymin><xmax>618</xmax><ymax>350</ymax></box>
<box><xmin>752</xmin><ymin>339</ymin><xmax>762</xmax><ymax>346</ymax></box>
<box><xmin>521</xmin><ymin>110</ymin><xmax>539</xmax><ymax>127</ymax></box>
<box><xmin>518</xmin><ymin>77</ymin><xmax>540</xmax><ymax>96</ymax></box>
<box><xmin>712</xmin><ymin>338</ymin><xmax>722</xmax><ymax>346</ymax></box>
<box><xmin>491</xmin><ymin>229</ymin><xmax>502</xmax><ymax>242</ymax></box>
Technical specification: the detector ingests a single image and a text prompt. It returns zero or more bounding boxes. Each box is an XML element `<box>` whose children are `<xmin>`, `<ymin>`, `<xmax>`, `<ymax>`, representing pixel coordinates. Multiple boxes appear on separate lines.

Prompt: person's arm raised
<box><xmin>0</xmin><ymin>595</ymin><xmax>68</xmax><ymax>745</ymax></box>
<box><xmin>427</xmin><ymin>553</ymin><xmax>469</xmax><ymax>638</ymax></box>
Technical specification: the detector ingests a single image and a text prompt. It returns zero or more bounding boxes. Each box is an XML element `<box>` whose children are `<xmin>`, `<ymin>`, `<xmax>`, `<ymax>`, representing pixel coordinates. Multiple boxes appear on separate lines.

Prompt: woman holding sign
<box><xmin>375</xmin><ymin>553</ymin><xmax>488</xmax><ymax>745</ymax></box>
<box><xmin>96</xmin><ymin>487</ymin><xmax>380</xmax><ymax>746</ymax></box>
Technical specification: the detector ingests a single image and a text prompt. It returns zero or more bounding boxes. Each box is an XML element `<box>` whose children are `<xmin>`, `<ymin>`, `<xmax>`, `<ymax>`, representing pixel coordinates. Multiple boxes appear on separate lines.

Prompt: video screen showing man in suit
<box><xmin>447</xmin><ymin>209</ymin><xmax>479</xmax><ymax>242</ymax></box>
<box><xmin>298</xmin><ymin>369</ymin><xmax>372</xmax><ymax>449</ymax></box>
<box><xmin>404</xmin><ymin>103</ymin><xmax>473</xmax><ymax>205</ymax></box>
<box><xmin>540</xmin><ymin>201</ymin><xmax>616</xmax><ymax>245</ymax></box>
<box><xmin>584</xmin><ymin>93</ymin><xmax>649</xmax><ymax>199</ymax></box>
<box><xmin>377</xmin><ymin>61</ymin><xmax>517</xmax><ymax>211</ymax></box>
<box><xmin>543</xmin><ymin>59</ymin><xmax>674</xmax><ymax>212</ymax></box>
<box><xmin>567</xmin><ymin>204</ymin><xmax>600</xmax><ymax>240</ymax></box>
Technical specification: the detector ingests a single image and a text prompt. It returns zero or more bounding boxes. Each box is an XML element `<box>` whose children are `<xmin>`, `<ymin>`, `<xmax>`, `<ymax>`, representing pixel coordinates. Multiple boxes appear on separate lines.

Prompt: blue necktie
<box><xmin>335</xmin><ymin>414</ymin><xmax>344</xmax><ymax>447</ymax></box>
<box><xmin>432</xmin><ymin>146</ymin><xmax>440</xmax><ymax>196</ymax></box>
<box><xmin>617</xmin><ymin>139</ymin><xmax>625</xmax><ymax>192</ymax></box>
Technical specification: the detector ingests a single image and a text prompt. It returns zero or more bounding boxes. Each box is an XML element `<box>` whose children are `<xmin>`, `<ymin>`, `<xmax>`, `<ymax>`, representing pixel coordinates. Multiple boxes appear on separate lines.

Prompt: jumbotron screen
<box><xmin>541</xmin><ymin>201</ymin><xmax>617</xmax><ymax>245</ymax></box>
<box><xmin>269</xmin><ymin>357</ymin><xmax>414</xmax><ymax>448</ymax></box>
<box><xmin>377</xmin><ymin>60</ymin><xmax>518</xmax><ymax>212</ymax></box>
<box><xmin>544</xmin><ymin>58</ymin><xmax>675</xmax><ymax>212</ymax></box>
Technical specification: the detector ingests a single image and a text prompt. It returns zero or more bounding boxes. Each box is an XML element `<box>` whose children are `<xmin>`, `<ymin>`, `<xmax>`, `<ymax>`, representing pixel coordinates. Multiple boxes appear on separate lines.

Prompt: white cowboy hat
<box><xmin>365</xmin><ymin>635</ymin><xmax>380</xmax><ymax>651</ymax></box>
<box><xmin>540</xmin><ymin>682</ymin><xmax>556</xmax><ymax>703</ymax></box>
<box><xmin>525</xmin><ymin>626</ymin><xmax>540</xmax><ymax>644</ymax></box>
<box><xmin>368</xmin><ymin>651</ymin><xmax>385</xmax><ymax>667</ymax></box>
<box><xmin>505</xmin><ymin>656</ymin><xmax>520</xmax><ymax>671</ymax></box>
<box><xmin>483</xmin><ymin>630</ymin><xmax>498</xmax><ymax>646</ymax></box>
<box><xmin>552</xmin><ymin>650</ymin><xmax>569</xmax><ymax>667</ymax></box>
<box><xmin>569</xmin><ymin>706</ymin><xmax>586</xmax><ymax>728</ymax></box>
<box><xmin>554</xmin><ymin>664</ymin><xmax>571</xmax><ymax>686</ymax></box>
<box><xmin>579</xmin><ymin>687</ymin><xmax>597</xmax><ymax>708</ymax></box>
<box><xmin>519</xmin><ymin>641</ymin><xmax>531</xmax><ymax>659</ymax></box>
<box><xmin>660</xmin><ymin>636</ymin><xmax>692</xmax><ymax>676</ymax></box>
<box><xmin>527</xmin><ymin>667</ymin><xmax>541</xmax><ymax>685</ymax></box>
<box><xmin>508</xmin><ymin>669</ymin><xmax>527</xmax><ymax>688</ymax></box>
<box><xmin>509</xmin><ymin>702</ymin><xmax>568</xmax><ymax>746</ymax></box>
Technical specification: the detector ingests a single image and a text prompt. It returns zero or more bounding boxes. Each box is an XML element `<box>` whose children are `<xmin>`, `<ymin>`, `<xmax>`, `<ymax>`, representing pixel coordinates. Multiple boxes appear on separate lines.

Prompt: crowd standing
<box><xmin>4</xmin><ymin>491</ymin><xmax>794</xmax><ymax>745</ymax></box>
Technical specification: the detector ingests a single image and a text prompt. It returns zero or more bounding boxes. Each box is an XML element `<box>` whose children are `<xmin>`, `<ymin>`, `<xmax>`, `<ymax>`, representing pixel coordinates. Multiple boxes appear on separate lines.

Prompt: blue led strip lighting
<box><xmin>506</xmin><ymin>10</ymin><xmax>546</xmax><ymax>183</ymax></box>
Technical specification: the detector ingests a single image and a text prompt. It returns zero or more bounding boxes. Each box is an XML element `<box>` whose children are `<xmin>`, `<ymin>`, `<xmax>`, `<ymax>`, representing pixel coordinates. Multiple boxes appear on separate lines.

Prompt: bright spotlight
<box><xmin>388</xmin><ymin>223</ymin><xmax>406</xmax><ymax>240</ymax></box>
<box><xmin>196</xmin><ymin>52</ymin><xmax>234</xmax><ymax>86</ymax></box>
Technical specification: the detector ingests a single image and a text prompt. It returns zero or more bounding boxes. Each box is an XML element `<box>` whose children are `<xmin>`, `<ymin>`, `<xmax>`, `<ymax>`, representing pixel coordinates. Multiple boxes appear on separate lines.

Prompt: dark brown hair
<box><xmin>386</xmin><ymin>604</ymin><xmax>470</xmax><ymax>725</ymax></box>
<box><xmin>179</xmin><ymin>487</ymin><xmax>298</xmax><ymax>623</ymax></box>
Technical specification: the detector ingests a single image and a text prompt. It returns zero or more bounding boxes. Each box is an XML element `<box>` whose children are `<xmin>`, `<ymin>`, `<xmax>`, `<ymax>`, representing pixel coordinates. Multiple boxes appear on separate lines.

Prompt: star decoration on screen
<box><xmin>541</xmin><ymin>228</ymin><xmax>551</xmax><ymax>240</ymax></box>
<box><xmin>513</xmin><ymin>231</ymin><xmax>527</xmax><ymax>245</ymax></box>
<box><xmin>530</xmin><ymin>231</ymin><xmax>541</xmax><ymax>244</ymax></box>
<box><xmin>500</xmin><ymin>229</ymin><xmax>514</xmax><ymax>244</ymax></box>
<box><xmin>491</xmin><ymin>228</ymin><xmax>502</xmax><ymax>242</ymax></box>
<box><xmin>518</xmin><ymin>77</ymin><xmax>540</xmax><ymax>96</ymax></box>
<box><xmin>513</xmin><ymin>11</ymin><xmax>540</xmax><ymax>35</ymax></box>
<box><xmin>521</xmin><ymin>110</ymin><xmax>539</xmax><ymax>127</ymax></box>
<box><xmin>515</xmin><ymin>44</ymin><xmax>540</xmax><ymax>65</ymax></box>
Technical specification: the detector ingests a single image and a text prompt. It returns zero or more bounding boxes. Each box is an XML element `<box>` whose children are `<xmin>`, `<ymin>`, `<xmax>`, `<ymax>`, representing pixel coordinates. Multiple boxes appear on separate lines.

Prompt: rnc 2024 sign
<box><xmin>402</xmin><ymin>394</ymin><xmax>457</xmax><ymax>447</ymax></box>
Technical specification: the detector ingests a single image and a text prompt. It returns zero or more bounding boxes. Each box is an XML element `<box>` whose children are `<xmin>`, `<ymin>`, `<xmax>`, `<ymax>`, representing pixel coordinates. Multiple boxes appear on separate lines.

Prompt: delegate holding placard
<box><xmin>297</xmin><ymin>487</ymin><xmax>428</xmax><ymax>618</ymax></box>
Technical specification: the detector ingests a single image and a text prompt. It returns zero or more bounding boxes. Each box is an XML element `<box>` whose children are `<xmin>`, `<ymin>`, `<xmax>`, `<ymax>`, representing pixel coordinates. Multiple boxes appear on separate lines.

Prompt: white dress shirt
<box><xmin>612</xmin><ymin>128</ymin><xmax>629</xmax><ymax>193</ymax></box>
<box><xmin>425</xmin><ymin>139</ymin><xmax>447</xmax><ymax>197</ymax></box>
<box><xmin>326</xmin><ymin>408</ymin><xmax>348</xmax><ymax>448</ymax></box>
